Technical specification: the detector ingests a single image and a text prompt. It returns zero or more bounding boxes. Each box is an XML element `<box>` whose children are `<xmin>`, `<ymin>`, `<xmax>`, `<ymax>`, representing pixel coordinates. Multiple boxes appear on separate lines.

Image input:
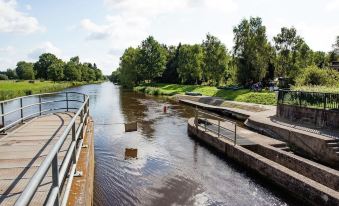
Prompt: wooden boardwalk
<box><xmin>0</xmin><ymin>112</ymin><xmax>79</xmax><ymax>206</ymax></box>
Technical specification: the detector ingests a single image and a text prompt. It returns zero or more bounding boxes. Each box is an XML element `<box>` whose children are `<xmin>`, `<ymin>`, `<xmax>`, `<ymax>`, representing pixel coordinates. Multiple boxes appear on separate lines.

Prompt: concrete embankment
<box><xmin>187</xmin><ymin>118</ymin><xmax>339</xmax><ymax>205</ymax></box>
<box><xmin>67</xmin><ymin>116</ymin><xmax>95</xmax><ymax>206</ymax></box>
<box><xmin>176</xmin><ymin>94</ymin><xmax>339</xmax><ymax>167</ymax></box>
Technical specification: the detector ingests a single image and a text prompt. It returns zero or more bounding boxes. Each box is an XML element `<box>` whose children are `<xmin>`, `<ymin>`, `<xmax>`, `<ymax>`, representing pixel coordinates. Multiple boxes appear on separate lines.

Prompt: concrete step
<box><xmin>281</xmin><ymin>147</ymin><xmax>291</xmax><ymax>152</ymax></box>
<box><xmin>327</xmin><ymin>142</ymin><xmax>339</xmax><ymax>147</ymax></box>
<box><xmin>331</xmin><ymin>147</ymin><xmax>339</xmax><ymax>151</ymax></box>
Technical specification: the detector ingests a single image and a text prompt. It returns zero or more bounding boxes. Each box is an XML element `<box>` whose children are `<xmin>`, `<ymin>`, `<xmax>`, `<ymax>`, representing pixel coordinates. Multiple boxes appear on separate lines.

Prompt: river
<box><xmin>64</xmin><ymin>82</ymin><xmax>299</xmax><ymax>206</ymax></box>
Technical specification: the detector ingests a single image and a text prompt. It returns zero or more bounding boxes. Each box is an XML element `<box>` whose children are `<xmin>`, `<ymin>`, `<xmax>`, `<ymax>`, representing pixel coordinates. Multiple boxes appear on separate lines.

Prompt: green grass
<box><xmin>134</xmin><ymin>83</ymin><xmax>277</xmax><ymax>105</ymax></box>
<box><xmin>292</xmin><ymin>85</ymin><xmax>339</xmax><ymax>93</ymax></box>
<box><xmin>0</xmin><ymin>80</ymin><xmax>102</xmax><ymax>101</ymax></box>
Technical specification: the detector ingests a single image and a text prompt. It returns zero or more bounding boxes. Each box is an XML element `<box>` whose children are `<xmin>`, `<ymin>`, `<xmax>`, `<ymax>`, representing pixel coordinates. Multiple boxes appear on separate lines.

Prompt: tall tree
<box><xmin>202</xmin><ymin>34</ymin><xmax>231</xmax><ymax>85</ymax></box>
<box><xmin>6</xmin><ymin>68</ymin><xmax>18</xmax><ymax>79</ymax></box>
<box><xmin>138</xmin><ymin>36</ymin><xmax>167</xmax><ymax>82</ymax></box>
<box><xmin>47</xmin><ymin>59</ymin><xmax>64</xmax><ymax>81</ymax></box>
<box><xmin>64</xmin><ymin>61</ymin><xmax>81</xmax><ymax>81</ymax></box>
<box><xmin>177</xmin><ymin>44</ymin><xmax>203</xmax><ymax>84</ymax></box>
<box><xmin>118</xmin><ymin>47</ymin><xmax>140</xmax><ymax>87</ymax></box>
<box><xmin>273</xmin><ymin>27</ymin><xmax>312</xmax><ymax>78</ymax></box>
<box><xmin>233</xmin><ymin>17</ymin><xmax>270</xmax><ymax>85</ymax></box>
<box><xmin>161</xmin><ymin>44</ymin><xmax>180</xmax><ymax>83</ymax></box>
<box><xmin>16</xmin><ymin>61</ymin><xmax>35</xmax><ymax>80</ymax></box>
<box><xmin>34</xmin><ymin>53</ymin><xmax>59</xmax><ymax>79</ymax></box>
<box><xmin>329</xmin><ymin>36</ymin><xmax>339</xmax><ymax>62</ymax></box>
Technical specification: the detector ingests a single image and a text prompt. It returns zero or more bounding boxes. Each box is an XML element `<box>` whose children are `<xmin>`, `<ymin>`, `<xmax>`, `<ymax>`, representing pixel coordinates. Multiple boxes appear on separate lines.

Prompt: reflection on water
<box><xmin>64</xmin><ymin>82</ymin><xmax>299</xmax><ymax>206</ymax></box>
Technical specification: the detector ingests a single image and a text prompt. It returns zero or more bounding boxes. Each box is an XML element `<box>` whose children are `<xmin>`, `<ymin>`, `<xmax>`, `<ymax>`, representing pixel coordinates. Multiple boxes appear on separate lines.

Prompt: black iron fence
<box><xmin>278</xmin><ymin>90</ymin><xmax>339</xmax><ymax>110</ymax></box>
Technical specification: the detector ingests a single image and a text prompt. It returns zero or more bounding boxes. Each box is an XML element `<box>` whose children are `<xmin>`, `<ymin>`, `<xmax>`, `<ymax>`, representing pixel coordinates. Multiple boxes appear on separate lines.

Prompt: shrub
<box><xmin>0</xmin><ymin>74</ymin><xmax>8</xmax><ymax>80</ymax></box>
<box><xmin>296</xmin><ymin>66</ymin><xmax>329</xmax><ymax>86</ymax></box>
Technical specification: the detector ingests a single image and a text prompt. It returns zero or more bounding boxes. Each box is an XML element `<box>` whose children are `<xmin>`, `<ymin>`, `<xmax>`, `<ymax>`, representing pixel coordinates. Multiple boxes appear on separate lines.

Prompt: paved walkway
<box><xmin>0</xmin><ymin>112</ymin><xmax>78</xmax><ymax>206</ymax></box>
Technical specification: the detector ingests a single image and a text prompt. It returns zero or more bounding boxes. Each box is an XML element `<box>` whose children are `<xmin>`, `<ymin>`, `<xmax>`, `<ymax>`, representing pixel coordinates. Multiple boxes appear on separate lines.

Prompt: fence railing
<box><xmin>0</xmin><ymin>92</ymin><xmax>90</xmax><ymax>206</ymax></box>
<box><xmin>194</xmin><ymin>108</ymin><xmax>237</xmax><ymax>145</ymax></box>
<box><xmin>277</xmin><ymin>90</ymin><xmax>339</xmax><ymax>110</ymax></box>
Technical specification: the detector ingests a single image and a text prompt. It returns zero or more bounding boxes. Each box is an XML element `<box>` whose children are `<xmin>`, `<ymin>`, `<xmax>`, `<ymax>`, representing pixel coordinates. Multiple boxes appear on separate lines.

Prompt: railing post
<box><xmin>66</xmin><ymin>92</ymin><xmax>69</xmax><ymax>112</ymax></box>
<box><xmin>52</xmin><ymin>154</ymin><xmax>60</xmax><ymax>206</ymax></box>
<box><xmin>1</xmin><ymin>102</ymin><xmax>5</xmax><ymax>132</ymax></box>
<box><xmin>218</xmin><ymin>120</ymin><xmax>220</xmax><ymax>138</ymax></box>
<box><xmin>72</xmin><ymin>122</ymin><xmax>77</xmax><ymax>163</ymax></box>
<box><xmin>20</xmin><ymin>98</ymin><xmax>23</xmax><ymax>123</ymax></box>
<box><xmin>234</xmin><ymin>124</ymin><xmax>237</xmax><ymax>145</ymax></box>
<box><xmin>39</xmin><ymin>96</ymin><xmax>42</xmax><ymax>116</ymax></box>
<box><xmin>324</xmin><ymin>93</ymin><xmax>327</xmax><ymax>110</ymax></box>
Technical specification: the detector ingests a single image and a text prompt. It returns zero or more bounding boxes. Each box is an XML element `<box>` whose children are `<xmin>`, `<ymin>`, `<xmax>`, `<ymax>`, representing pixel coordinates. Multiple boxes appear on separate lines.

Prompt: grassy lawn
<box><xmin>134</xmin><ymin>83</ymin><xmax>277</xmax><ymax>105</ymax></box>
<box><xmin>0</xmin><ymin>80</ymin><xmax>100</xmax><ymax>101</ymax></box>
<box><xmin>292</xmin><ymin>86</ymin><xmax>339</xmax><ymax>93</ymax></box>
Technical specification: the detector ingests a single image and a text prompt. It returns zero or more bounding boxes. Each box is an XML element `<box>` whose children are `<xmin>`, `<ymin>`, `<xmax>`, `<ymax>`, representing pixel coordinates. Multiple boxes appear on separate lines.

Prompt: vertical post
<box><xmin>39</xmin><ymin>96</ymin><xmax>42</xmax><ymax>116</ymax></box>
<box><xmin>1</xmin><ymin>102</ymin><xmax>5</xmax><ymax>131</ymax></box>
<box><xmin>52</xmin><ymin>154</ymin><xmax>60</xmax><ymax>206</ymax></box>
<box><xmin>66</xmin><ymin>92</ymin><xmax>69</xmax><ymax>112</ymax></box>
<box><xmin>234</xmin><ymin>124</ymin><xmax>237</xmax><ymax>145</ymax></box>
<box><xmin>324</xmin><ymin>93</ymin><xmax>327</xmax><ymax>110</ymax></box>
<box><xmin>218</xmin><ymin>120</ymin><xmax>220</xmax><ymax>138</ymax></box>
<box><xmin>20</xmin><ymin>98</ymin><xmax>23</xmax><ymax>123</ymax></box>
<box><xmin>72</xmin><ymin>123</ymin><xmax>77</xmax><ymax>163</ymax></box>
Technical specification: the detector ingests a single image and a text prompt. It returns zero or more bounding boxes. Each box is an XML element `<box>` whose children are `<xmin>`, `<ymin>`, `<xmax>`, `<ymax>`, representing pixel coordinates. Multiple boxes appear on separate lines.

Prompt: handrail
<box><xmin>194</xmin><ymin>108</ymin><xmax>237</xmax><ymax>145</ymax></box>
<box><xmin>0</xmin><ymin>92</ymin><xmax>90</xmax><ymax>206</ymax></box>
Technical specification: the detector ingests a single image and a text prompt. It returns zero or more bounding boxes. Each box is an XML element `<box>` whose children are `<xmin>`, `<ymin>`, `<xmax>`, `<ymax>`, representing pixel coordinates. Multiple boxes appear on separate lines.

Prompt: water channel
<box><xmin>64</xmin><ymin>82</ymin><xmax>299</xmax><ymax>205</ymax></box>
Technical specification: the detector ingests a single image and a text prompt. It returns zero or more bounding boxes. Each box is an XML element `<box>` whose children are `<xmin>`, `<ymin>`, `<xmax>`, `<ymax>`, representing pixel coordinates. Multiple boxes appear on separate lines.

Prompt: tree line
<box><xmin>0</xmin><ymin>53</ymin><xmax>104</xmax><ymax>82</ymax></box>
<box><xmin>110</xmin><ymin>17</ymin><xmax>339</xmax><ymax>88</ymax></box>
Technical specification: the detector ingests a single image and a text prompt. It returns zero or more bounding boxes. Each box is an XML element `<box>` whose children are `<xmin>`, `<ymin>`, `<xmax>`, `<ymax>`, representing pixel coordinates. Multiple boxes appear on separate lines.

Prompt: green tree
<box><xmin>329</xmin><ymin>36</ymin><xmax>339</xmax><ymax>62</ymax></box>
<box><xmin>202</xmin><ymin>34</ymin><xmax>231</xmax><ymax>85</ymax></box>
<box><xmin>6</xmin><ymin>68</ymin><xmax>18</xmax><ymax>79</ymax></box>
<box><xmin>64</xmin><ymin>61</ymin><xmax>81</xmax><ymax>81</ymax></box>
<box><xmin>312</xmin><ymin>51</ymin><xmax>328</xmax><ymax>68</ymax></box>
<box><xmin>161</xmin><ymin>44</ymin><xmax>180</xmax><ymax>83</ymax></box>
<box><xmin>118</xmin><ymin>47</ymin><xmax>140</xmax><ymax>87</ymax></box>
<box><xmin>138</xmin><ymin>36</ymin><xmax>167</xmax><ymax>82</ymax></box>
<box><xmin>34</xmin><ymin>53</ymin><xmax>59</xmax><ymax>79</ymax></box>
<box><xmin>233</xmin><ymin>17</ymin><xmax>270</xmax><ymax>85</ymax></box>
<box><xmin>47</xmin><ymin>60</ymin><xmax>64</xmax><ymax>81</ymax></box>
<box><xmin>16</xmin><ymin>61</ymin><xmax>35</xmax><ymax>80</ymax></box>
<box><xmin>177</xmin><ymin>44</ymin><xmax>203</xmax><ymax>84</ymax></box>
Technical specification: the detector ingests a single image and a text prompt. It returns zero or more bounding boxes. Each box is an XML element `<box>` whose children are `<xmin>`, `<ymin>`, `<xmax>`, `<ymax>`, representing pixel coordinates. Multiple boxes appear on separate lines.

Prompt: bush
<box><xmin>295</xmin><ymin>66</ymin><xmax>336</xmax><ymax>86</ymax></box>
<box><xmin>0</xmin><ymin>74</ymin><xmax>9</xmax><ymax>80</ymax></box>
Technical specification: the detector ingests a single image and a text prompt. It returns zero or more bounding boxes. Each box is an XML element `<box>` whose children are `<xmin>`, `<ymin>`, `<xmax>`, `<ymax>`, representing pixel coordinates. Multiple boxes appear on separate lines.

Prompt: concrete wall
<box><xmin>246</xmin><ymin>144</ymin><xmax>339</xmax><ymax>191</ymax></box>
<box><xmin>277</xmin><ymin>104</ymin><xmax>339</xmax><ymax>128</ymax></box>
<box><xmin>245</xmin><ymin>117</ymin><xmax>339</xmax><ymax>168</ymax></box>
<box><xmin>187</xmin><ymin>118</ymin><xmax>339</xmax><ymax>206</ymax></box>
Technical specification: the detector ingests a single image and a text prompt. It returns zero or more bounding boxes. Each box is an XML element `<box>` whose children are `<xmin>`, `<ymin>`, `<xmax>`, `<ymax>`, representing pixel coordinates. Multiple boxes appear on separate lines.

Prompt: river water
<box><xmin>64</xmin><ymin>82</ymin><xmax>298</xmax><ymax>206</ymax></box>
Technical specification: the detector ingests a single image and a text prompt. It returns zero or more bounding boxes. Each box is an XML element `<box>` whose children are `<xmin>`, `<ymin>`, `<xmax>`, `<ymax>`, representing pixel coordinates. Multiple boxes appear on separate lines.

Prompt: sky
<box><xmin>0</xmin><ymin>0</ymin><xmax>338</xmax><ymax>75</ymax></box>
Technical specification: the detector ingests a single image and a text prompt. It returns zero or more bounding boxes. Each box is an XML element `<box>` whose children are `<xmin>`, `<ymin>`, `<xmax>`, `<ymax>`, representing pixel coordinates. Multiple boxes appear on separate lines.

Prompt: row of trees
<box><xmin>111</xmin><ymin>17</ymin><xmax>339</xmax><ymax>87</ymax></box>
<box><xmin>1</xmin><ymin>53</ymin><xmax>104</xmax><ymax>81</ymax></box>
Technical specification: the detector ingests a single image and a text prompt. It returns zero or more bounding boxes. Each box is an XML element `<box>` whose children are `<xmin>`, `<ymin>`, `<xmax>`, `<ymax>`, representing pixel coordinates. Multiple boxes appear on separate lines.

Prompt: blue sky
<box><xmin>0</xmin><ymin>0</ymin><xmax>339</xmax><ymax>75</ymax></box>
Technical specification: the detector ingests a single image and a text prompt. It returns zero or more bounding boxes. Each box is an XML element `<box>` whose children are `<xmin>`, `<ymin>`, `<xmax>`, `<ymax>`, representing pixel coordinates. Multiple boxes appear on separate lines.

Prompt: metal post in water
<box><xmin>20</xmin><ymin>98</ymin><xmax>23</xmax><ymax>123</ymax></box>
<box><xmin>51</xmin><ymin>155</ymin><xmax>60</xmax><ymax>206</ymax></box>
<box><xmin>66</xmin><ymin>92</ymin><xmax>69</xmax><ymax>112</ymax></box>
<box><xmin>39</xmin><ymin>96</ymin><xmax>42</xmax><ymax>116</ymax></box>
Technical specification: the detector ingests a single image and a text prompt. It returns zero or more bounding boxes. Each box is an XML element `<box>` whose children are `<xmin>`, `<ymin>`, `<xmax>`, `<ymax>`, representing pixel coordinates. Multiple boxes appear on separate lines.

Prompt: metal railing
<box><xmin>194</xmin><ymin>108</ymin><xmax>237</xmax><ymax>145</ymax></box>
<box><xmin>0</xmin><ymin>92</ymin><xmax>90</xmax><ymax>206</ymax></box>
<box><xmin>277</xmin><ymin>90</ymin><xmax>339</xmax><ymax>110</ymax></box>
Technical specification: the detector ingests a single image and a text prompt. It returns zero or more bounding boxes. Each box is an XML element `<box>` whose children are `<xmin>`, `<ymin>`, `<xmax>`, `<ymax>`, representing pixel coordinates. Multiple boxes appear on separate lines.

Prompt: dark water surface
<box><xmin>64</xmin><ymin>82</ymin><xmax>298</xmax><ymax>206</ymax></box>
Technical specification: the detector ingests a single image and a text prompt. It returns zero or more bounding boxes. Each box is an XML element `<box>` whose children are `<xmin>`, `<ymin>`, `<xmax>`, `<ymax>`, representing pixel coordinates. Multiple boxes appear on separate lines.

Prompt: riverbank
<box><xmin>134</xmin><ymin>83</ymin><xmax>276</xmax><ymax>105</ymax></box>
<box><xmin>0</xmin><ymin>80</ymin><xmax>104</xmax><ymax>100</ymax></box>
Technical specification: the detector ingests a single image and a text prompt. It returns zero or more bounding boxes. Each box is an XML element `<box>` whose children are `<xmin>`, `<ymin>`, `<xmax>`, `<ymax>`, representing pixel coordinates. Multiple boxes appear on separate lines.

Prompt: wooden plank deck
<box><xmin>0</xmin><ymin>112</ymin><xmax>78</xmax><ymax>206</ymax></box>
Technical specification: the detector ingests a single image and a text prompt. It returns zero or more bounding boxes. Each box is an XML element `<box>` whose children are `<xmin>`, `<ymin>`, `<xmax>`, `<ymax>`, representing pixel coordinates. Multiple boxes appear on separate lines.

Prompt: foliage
<box><xmin>34</xmin><ymin>53</ymin><xmax>59</xmax><ymax>79</ymax></box>
<box><xmin>0</xmin><ymin>74</ymin><xmax>8</xmax><ymax>80</ymax></box>
<box><xmin>117</xmin><ymin>47</ymin><xmax>140</xmax><ymax>88</ymax></box>
<box><xmin>161</xmin><ymin>45</ymin><xmax>180</xmax><ymax>83</ymax></box>
<box><xmin>202</xmin><ymin>34</ymin><xmax>231</xmax><ymax>85</ymax></box>
<box><xmin>177</xmin><ymin>44</ymin><xmax>203</xmax><ymax>84</ymax></box>
<box><xmin>233</xmin><ymin>17</ymin><xmax>271</xmax><ymax>85</ymax></box>
<box><xmin>64</xmin><ymin>61</ymin><xmax>81</xmax><ymax>81</ymax></box>
<box><xmin>138</xmin><ymin>36</ymin><xmax>167</xmax><ymax>82</ymax></box>
<box><xmin>5</xmin><ymin>69</ymin><xmax>18</xmax><ymax>79</ymax></box>
<box><xmin>16</xmin><ymin>61</ymin><xmax>35</xmax><ymax>80</ymax></box>
<box><xmin>295</xmin><ymin>66</ymin><xmax>339</xmax><ymax>87</ymax></box>
<box><xmin>47</xmin><ymin>59</ymin><xmax>65</xmax><ymax>81</ymax></box>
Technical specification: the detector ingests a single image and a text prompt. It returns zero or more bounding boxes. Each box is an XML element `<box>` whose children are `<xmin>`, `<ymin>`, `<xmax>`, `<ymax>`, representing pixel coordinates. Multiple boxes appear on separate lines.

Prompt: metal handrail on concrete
<box><xmin>0</xmin><ymin>92</ymin><xmax>89</xmax><ymax>206</ymax></box>
<box><xmin>194</xmin><ymin>108</ymin><xmax>237</xmax><ymax>145</ymax></box>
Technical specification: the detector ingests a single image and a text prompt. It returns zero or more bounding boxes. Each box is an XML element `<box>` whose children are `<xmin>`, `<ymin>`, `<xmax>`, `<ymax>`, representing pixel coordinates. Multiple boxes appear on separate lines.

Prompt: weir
<box><xmin>0</xmin><ymin>92</ymin><xmax>94</xmax><ymax>206</ymax></box>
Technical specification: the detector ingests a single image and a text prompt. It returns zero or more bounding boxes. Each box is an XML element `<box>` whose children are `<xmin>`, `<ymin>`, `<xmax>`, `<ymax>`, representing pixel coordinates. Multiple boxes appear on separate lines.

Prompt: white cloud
<box><xmin>0</xmin><ymin>0</ymin><xmax>42</xmax><ymax>34</ymax></box>
<box><xmin>28</xmin><ymin>42</ymin><xmax>62</xmax><ymax>60</ymax></box>
<box><xmin>325</xmin><ymin>0</ymin><xmax>339</xmax><ymax>11</ymax></box>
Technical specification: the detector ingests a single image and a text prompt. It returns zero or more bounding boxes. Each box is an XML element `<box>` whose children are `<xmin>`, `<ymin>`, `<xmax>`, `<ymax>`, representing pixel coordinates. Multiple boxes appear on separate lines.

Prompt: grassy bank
<box><xmin>134</xmin><ymin>84</ymin><xmax>276</xmax><ymax>105</ymax></box>
<box><xmin>0</xmin><ymin>80</ymin><xmax>102</xmax><ymax>101</ymax></box>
